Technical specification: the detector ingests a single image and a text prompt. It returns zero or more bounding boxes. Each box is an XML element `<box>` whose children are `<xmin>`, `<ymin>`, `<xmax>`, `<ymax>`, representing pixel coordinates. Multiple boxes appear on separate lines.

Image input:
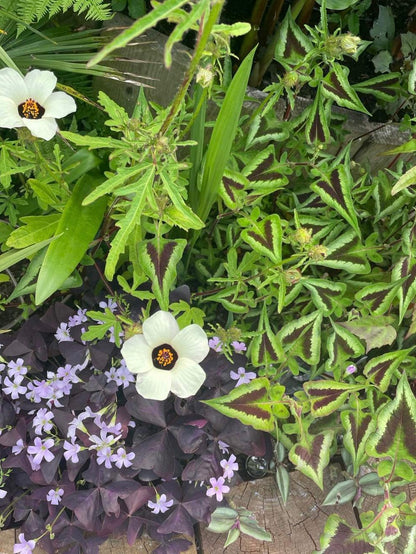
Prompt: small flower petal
<box><xmin>23</xmin><ymin>117</ymin><xmax>58</xmax><ymax>140</ymax></box>
<box><xmin>0</xmin><ymin>97</ymin><xmax>25</xmax><ymax>128</ymax></box>
<box><xmin>142</xmin><ymin>311</ymin><xmax>179</xmax><ymax>347</ymax></box>
<box><xmin>171</xmin><ymin>324</ymin><xmax>209</xmax><ymax>363</ymax></box>
<box><xmin>24</xmin><ymin>69</ymin><xmax>57</xmax><ymax>104</ymax></box>
<box><xmin>170</xmin><ymin>358</ymin><xmax>206</xmax><ymax>398</ymax></box>
<box><xmin>43</xmin><ymin>91</ymin><xmax>76</xmax><ymax>118</ymax></box>
<box><xmin>135</xmin><ymin>368</ymin><xmax>172</xmax><ymax>401</ymax></box>
<box><xmin>0</xmin><ymin>68</ymin><xmax>27</xmax><ymax>103</ymax></box>
<box><xmin>121</xmin><ymin>334</ymin><xmax>154</xmax><ymax>374</ymax></box>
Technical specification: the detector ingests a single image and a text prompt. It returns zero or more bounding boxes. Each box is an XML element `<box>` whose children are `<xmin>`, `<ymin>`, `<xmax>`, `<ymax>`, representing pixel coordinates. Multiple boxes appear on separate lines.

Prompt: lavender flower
<box><xmin>96</xmin><ymin>446</ymin><xmax>113</xmax><ymax>468</ymax></box>
<box><xmin>3</xmin><ymin>375</ymin><xmax>27</xmax><ymax>399</ymax></box>
<box><xmin>12</xmin><ymin>439</ymin><xmax>25</xmax><ymax>455</ymax></box>
<box><xmin>46</xmin><ymin>488</ymin><xmax>64</xmax><ymax>505</ymax></box>
<box><xmin>147</xmin><ymin>493</ymin><xmax>174</xmax><ymax>514</ymax></box>
<box><xmin>32</xmin><ymin>408</ymin><xmax>54</xmax><ymax>435</ymax></box>
<box><xmin>0</xmin><ymin>488</ymin><xmax>7</xmax><ymax>498</ymax></box>
<box><xmin>63</xmin><ymin>440</ymin><xmax>81</xmax><ymax>463</ymax></box>
<box><xmin>7</xmin><ymin>359</ymin><xmax>28</xmax><ymax>379</ymax></box>
<box><xmin>208</xmin><ymin>337</ymin><xmax>223</xmax><ymax>352</ymax></box>
<box><xmin>346</xmin><ymin>364</ymin><xmax>357</xmax><ymax>375</ymax></box>
<box><xmin>218</xmin><ymin>440</ymin><xmax>230</xmax><ymax>454</ymax></box>
<box><xmin>220</xmin><ymin>454</ymin><xmax>239</xmax><ymax>480</ymax></box>
<box><xmin>27</xmin><ymin>437</ymin><xmax>55</xmax><ymax>465</ymax></box>
<box><xmin>99</xmin><ymin>298</ymin><xmax>118</xmax><ymax>312</ymax></box>
<box><xmin>13</xmin><ymin>533</ymin><xmax>36</xmax><ymax>554</ymax></box>
<box><xmin>230</xmin><ymin>367</ymin><xmax>256</xmax><ymax>387</ymax></box>
<box><xmin>111</xmin><ymin>447</ymin><xmax>135</xmax><ymax>469</ymax></box>
<box><xmin>54</xmin><ymin>322</ymin><xmax>73</xmax><ymax>342</ymax></box>
<box><xmin>206</xmin><ymin>476</ymin><xmax>230</xmax><ymax>502</ymax></box>
<box><xmin>68</xmin><ymin>308</ymin><xmax>88</xmax><ymax>328</ymax></box>
<box><xmin>231</xmin><ymin>341</ymin><xmax>246</xmax><ymax>353</ymax></box>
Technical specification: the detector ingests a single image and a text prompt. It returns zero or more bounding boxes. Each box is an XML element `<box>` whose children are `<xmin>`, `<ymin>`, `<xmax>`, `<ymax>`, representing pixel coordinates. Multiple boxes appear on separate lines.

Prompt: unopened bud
<box><xmin>282</xmin><ymin>70</ymin><xmax>299</xmax><ymax>88</ymax></box>
<box><xmin>308</xmin><ymin>245</ymin><xmax>328</xmax><ymax>261</ymax></box>
<box><xmin>325</xmin><ymin>33</ymin><xmax>362</xmax><ymax>58</ymax></box>
<box><xmin>196</xmin><ymin>66</ymin><xmax>215</xmax><ymax>88</ymax></box>
<box><xmin>284</xmin><ymin>268</ymin><xmax>302</xmax><ymax>285</ymax></box>
<box><xmin>292</xmin><ymin>227</ymin><xmax>313</xmax><ymax>246</ymax></box>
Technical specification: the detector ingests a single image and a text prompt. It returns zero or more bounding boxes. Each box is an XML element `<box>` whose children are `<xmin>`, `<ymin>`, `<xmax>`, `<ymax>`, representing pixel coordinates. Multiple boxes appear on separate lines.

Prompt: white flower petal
<box><xmin>43</xmin><ymin>91</ymin><xmax>76</xmax><ymax>118</ymax></box>
<box><xmin>135</xmin><ymin>369</ymin><xmax>172</xmax><ymax>400</ymax></box>
<box><xmin>121</xmin><ymin>334</ymin><xmax>153</xmax><ymax>374</ymax></box>
<box><xmin>172</xmin><ymin>324</ymin><xmax>209</xmax><ymax>363</ymax></box>
<box><xmin>0</xmin><ymin>97</ymin><xmax>25</xmax><ymax>128</ymax></box>
<box><xmin>24</xmin><ymin>69</ymin><xmax>57</xmax><ymax>104</ymax></box>
<box><xmin>170</xmin><ymin>358</ymin><xmax>206</xmax><ymax>398</ymax></box>
<box><xmin>0</xmin><ymin>68</ymin><xmax>27</xmax><ymax>103</ymax></box>
<box><xmin>23</xmin><ymin>117</ymin><xmax>58</xmax><ymax>140</ymax></box>
<box><xmin>142</xmin><ymin>311</ymin><xmax>179</xmax><ymax>348</ymax></box>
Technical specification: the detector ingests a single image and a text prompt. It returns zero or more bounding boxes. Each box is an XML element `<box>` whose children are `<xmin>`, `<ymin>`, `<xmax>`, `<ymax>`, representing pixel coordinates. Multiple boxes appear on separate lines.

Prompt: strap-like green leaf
<box><xmin>35</xmin><ymin>176</ymin><xmax>107</xmax><ymax>305</ymax></box>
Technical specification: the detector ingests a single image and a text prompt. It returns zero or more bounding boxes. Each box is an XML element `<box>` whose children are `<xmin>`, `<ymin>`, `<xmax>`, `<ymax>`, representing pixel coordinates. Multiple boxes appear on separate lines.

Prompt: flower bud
<box><xmin>196</xmin><ymin>65</ymin><xmax>215</xmax><ymax>88</ymax></box>
<box><xmin>282</xmin><ymin>70</ymin><xmax>299</xmax><ymax>88</ymax></box>
<box><xmin>292</xmin><ymin>227</ymin><xmax>313</xmax><ymax>247</ymax></box>
<box><xmin>308</xmin><ymin>245</ymin><xmax>328</xmax><ymax>261</ymax></box>
<box><xmin>284</xmin><ymin>268</ymin><xmax>302</xmax><ymax>285</ymax></box>
<box><xmin>325</xmin><ymin>33</ymin><xmax>362</xmax><ymax>58</ymax></box>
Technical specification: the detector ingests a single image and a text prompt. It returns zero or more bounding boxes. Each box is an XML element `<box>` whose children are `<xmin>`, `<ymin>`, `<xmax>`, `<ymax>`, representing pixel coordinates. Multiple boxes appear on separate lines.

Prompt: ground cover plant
<box><xmin>0</xmin><ymin>0</ymin><xmax>416</xmax><ymax>553</ymax></box>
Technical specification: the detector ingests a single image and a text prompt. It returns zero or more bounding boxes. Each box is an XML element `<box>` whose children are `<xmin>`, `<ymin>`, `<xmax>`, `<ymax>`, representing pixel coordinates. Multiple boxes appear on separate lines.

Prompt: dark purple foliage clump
<box><xmin>0</xmin><ymin>296</ymin><xmax>269</xmax><ymax>554</ymax></box>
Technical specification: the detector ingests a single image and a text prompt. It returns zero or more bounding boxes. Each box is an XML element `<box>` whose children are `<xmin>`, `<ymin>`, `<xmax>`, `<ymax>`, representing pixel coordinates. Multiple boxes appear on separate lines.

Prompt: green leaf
<box><xmin>341</xmin><ymin>410</ymin><xmax>376</xmax><ymax>475</ymax></box>
<box><xmin>205</xmin><ymin>285</ymin><xmax>256</xmax><ymax>314</ymax></box>
<box><xmin>0</xmin><ymin>236</ymin><xmax>56</xmax><ymax>274</ymax></box>
<box><xmin>274</xmin><ymin>10</ymin><xmax>313</xmax><ymax>63</ymax></box>
<box><xmin>317</xmin><ymin>514</ymin><xmax>375</xmax><ymax>553</ymax></box>
<box><xmin>250</xmin><ymin>303</ymin><xmax>283</xmax><ymax>366</ymax></box>
<box><xmin>88</xmin><ymin>0</ymin><xmax>191</xmax><ymax>67</ymax></box>
<box><xmin>206</xmin><ymin>507</ymin><xmax>237</xmax><ymax>533</ymax></box>
<box><xmin>314</xmin><ymin>229</ymin><xmax>370</xmax><ymax>274</ymax></box>
<box><xmin>321</xmin><ymin>63</ymin><xmax>370</xmax><ymax>114</ymax></box>
<box><xmin>224</xmin><ymin>527</ymin><xmax>240</xmax><ymax>548</ymax></box>
<box><xmin>353</xmin><ymin>73</ymin><xmax>401</xmax><ymax>103</ymax></box>
<box><xmin>326</xmin><ymin>322</ymin><xmax>365</xmax><ymax>374</ymax></box>
<box><xmin>363</xmin><ymin>349</ymin><xmax>412</xmax><ymax>392</ymax></box>
<box><xmin>311</xmin><ymin>164</ymin><xmax>361</xmax><ymax>237</ymax></box>
<box><xmin>6</xmin><ymin>214</ymin><xmax>60</xmax><ymax>249</ymax></box>
<box><xmin>60</xmin><ymin>131</ymin><xmax>124</xmax><ymax>151</ymax></box>
<box><xmin>241</xmin><ymin>214</ymin><xmax>282</xmax><ymax>263</ymax></box>
<box><xmin>160</xmin><ymin>171</ymin><xmax>204</xmax><ymax>230</ymax></box>
<box><xmin>304</xmin><ymin>380</ymin><xmax>364</xmax><ymax>417</ymax></box>
<box><xmin>35</xmin><ymin>175</ymin><xmax>107</xmax><ymax>305</ymax></box>
<box><xmin>355</xmin><ymin>281</ymin><xmax>402</xmax><ymax>316</ymax></box>
<box><xmin>137</xmin><ymin>238</ymin><xmax>187</xmax><ymax>311</ymax></box>
<box><xmin>338</xmin><ymin>315</ymin><xmax>397</xmax><ymax>353</ymax></box>
<box><xmin>305</xmin><ymin>88</ymin><xmax>331</xmax><ymax>144</ymax></box>
<box><xmin>239</xmin><ymin>515</ymin><xmax>272</xmax><ymax>541</ymax></box>
<box><xmin>391</xmin><ymin>165</ymin><xmax>416</xmax><ymax>196</ymax></box>
<box><xmin>385</xmin><ymin>139</ymin><xmax>416</xmax><ymax>155</ymax></box>
<box><xmin>202</xmin><ymin>377</ymin><xmax>275</xmax><ymax>432</ymax></box>
<box><xmin>366</xmin><ymin>373</ymin><xmax>416</xmax><ymax>464</ymax></box>
<box><xmin>196</xmin><ymin>48</ymin><xmax>256</xmax><ymax>223</ymax></box>
<box><xmin>322</xmin><ymin>479</ymin><xmax>357</xmax><ymax>506</ymax></box>
<box><xmin>289</xmin><ymin>430</ymin><xmax>334</xmax><ymax>489</ymax></box>
<box><xmin>304</xmin><ymin>278</ymin><xmax>347</xmax><ymax>316</ymax></box>
<box><xmin>278</xmin><ymin>311</ymin><xmax>323</xmax><ymax>366</ymax></box>
<box><xmin>393</xmin><ymin>258</ymin><xmax>416</xmax><ymax>323</ymax></box>
<box><xmin>275</xmin><ymin>465</ymin><xmax>290</xmax><ymax>505</ymax></box>
<box><xmin>105</xmin><ymin>168</ymin><xmax>154</xmax><ymax>280</ymax></box>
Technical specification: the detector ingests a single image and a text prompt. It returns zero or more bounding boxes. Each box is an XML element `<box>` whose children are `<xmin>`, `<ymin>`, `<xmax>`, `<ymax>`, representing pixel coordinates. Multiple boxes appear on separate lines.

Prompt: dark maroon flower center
<box><xmin>152</xmin><ymin>343</ymin><xmax>178</xmax><ymax>370</ymax></box>
<box><xmin>18</xmin><ymin>98</ymin><xmax>45</xmax><ymax>120</ymax></box>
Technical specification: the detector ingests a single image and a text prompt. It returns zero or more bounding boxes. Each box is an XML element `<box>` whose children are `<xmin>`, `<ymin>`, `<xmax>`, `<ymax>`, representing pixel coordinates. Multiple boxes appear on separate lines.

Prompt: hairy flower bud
<box><xmin>284</xmin><ymin>268</ymin><xmax>302</xmax><ymax>285</ymax></box>
<box><xmin>292</xmin><ymin>227</ymin><xmax>313</xmax><ymax>246</ymax></box>
<box><xmin>325</xmin><ymin>33</ymin><xmax>362</xmax><ymax>58</ymax></box>
<box><xmin>282</xmin><ymin>70</ymin><xmax>299</xmax><ymax>88</ymax></box>
<box><xmin>308</xmin><ymin>245</ymin><xmax>328</xmax><ymax>261</ymax></box>
<box><xmin>196</xmin><ymin>66</ymin><xmax>215</xmax><ymax>88</ymax></box>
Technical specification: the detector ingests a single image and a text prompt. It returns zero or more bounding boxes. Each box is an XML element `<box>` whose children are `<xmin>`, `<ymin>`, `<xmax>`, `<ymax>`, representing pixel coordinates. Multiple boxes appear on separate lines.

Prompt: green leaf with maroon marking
<box><xmin>304</xmin><ymin>278</ymin><xmax>347</xmax><ymax>316</ymax></box>
<box><xmin>326</xmin><ymin>323</ymin><xmax>364</xmax><ymax>377</ymax></box>
<box><xmin>392</xmin><ymin>258</ymin><xmax>416</xmax><ymax>323</ymax></box>
<box><xmin>366</xmin><ymin>373</ymin><xmax>416</xmax><ymax>464</ymax></box>
<box><xmin>318</xmin><ymin>515</ymin><xmax>375</xmax><ymax>554</ymax></box>
<box><xmin>274</xmin><ymin>11</ymin><xmax>312</xmax><ymax>64</ymax></box>
<box><xmin>244</xmin><ymin>146</ymin><xmax>284</xmax><ymax>186</ymax></box>
<box><xmin>220</xmin><ymin>169</ymin><xmax>247</xmax><ymax>210</ymax></box>
<box><xmin>311</xmin><ymin>164</ymin><xmax>360</xmax><ymax>237</ymax></box>
<box><xmin>322</xmin><ymin>63</ymin><xmax>369</xmax><ymax>114</ymax></box>
<box><xmin>363</xmin><ymin>349</ymin><xmax>412</xmax><ymax>392</ymax></box>
<box><xmin>355</xmin><ymin>280</ymin><xmax>402</xmax><ymax>316</ymax></box>
<box><xmin>305</xmin><ymin>88</ymin><xmax>331</xmax><ymax>144</ymax></box>
<box><xmin>304</xmin><ymin>380</ymin><xmax>364</xmax><ymax>417</ymax></box>
<box><xmin>353</xmin><ymin>73</ymin><xmax>401</xmax><ymax>103</ymax></box>
<box><xmin>201</xmin><ymin>378</ymin><xmax>275</xmax><ymax>432</ymax></box>
<box><xmin>250</xmin><ymin>303</ymin><xmax>283</xmax><ymax>366</ymax></box>
<box><xmin>278</xmin><ymin>311</ymin><xmax>322</xmax><ymax>367</ymax></box>
<box><xmin>241</xmin><ymin>214</ymin><xmax>282</xmax><ymax>263</ymax></box>
<box><xmin>206</xmin><ymin>285</ymin><xmax>256</xmax><ymax>314</ymax></box>
<box><xmin>341</xmin><ymin>410</ymin><xmax>376</xmax><ymax>475</ymax></box>
<box><xmin>137</xmin><ymin>238</ymin><xmax>186</xmax><ymax>310</ymax></box>
<box><xmin>313</xmin><ymin>229</ymin><xmax>370</xmax><ymax>274</ymax></box>
<box><xmin>339</xmin><ymin>315</ymin><xmax>397</xmax><ymax>353</ymax></box>
<box><xmin>289</xmin><ymin>430</ymin><xmax>334</xmax><ymax>489</ymax></box>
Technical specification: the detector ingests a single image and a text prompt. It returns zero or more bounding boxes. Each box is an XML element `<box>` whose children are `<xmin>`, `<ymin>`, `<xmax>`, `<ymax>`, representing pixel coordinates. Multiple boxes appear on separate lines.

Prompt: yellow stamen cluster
<box><xmin>18</xmin><ymin>98</ymin><xmax>44</xmax><ymax>120</ymax></box>
<box><xmin>156</xmin><ymin>347</ymin><xmax>174</xmax><ymax>368</ymax></box>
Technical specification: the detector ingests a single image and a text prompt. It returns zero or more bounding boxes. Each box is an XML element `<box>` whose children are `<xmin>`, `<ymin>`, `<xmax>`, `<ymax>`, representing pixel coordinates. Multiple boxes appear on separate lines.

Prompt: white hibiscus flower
<box><xmin>0</xmin><ymin>68</ymin><xmax>76</xmax><ymax>140</ymax></box>
<box><xmin>121</xmin><ymin>311</ymin><xmax>209</xmax><ymax>401</ymax></box>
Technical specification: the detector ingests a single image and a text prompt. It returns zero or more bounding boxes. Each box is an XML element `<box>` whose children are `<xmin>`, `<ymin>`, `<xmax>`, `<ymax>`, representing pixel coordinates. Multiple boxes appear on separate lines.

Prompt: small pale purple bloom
<box><xmin>218</xmin><ymin>440</ymin><xmax>229</xmax><ymax>454</ymax></box>
<box><xmin>111</xmin><ymin>447</ymin><xmax>135</xmax><ymax>469</ymax></box>
<box><xmin>346</xmin><ymin>364</ymin><xmax>357</xmax><ymax>375</ymax></box>
<box><xmin>13</xmin><ymin>533</ymin><xmax>36</xmax><ymax>554</ymax></box>
<box><xmin>231</xmin><ymin>341</ymin><xmax>247</xmax><ymax>353</ymax></box>
<box><xmin>46</xmin><ymin>488</ymin><xmax>64</xmax><ymax>505</ymax></box>
<box><xmin>96</xmin><ymin>446</ymin><xmax>113</xmax><ymax>468</ymax></box>
<box><xmin>63</xmin><ymin>440</ymin><xmax>81</xmax><ymax>463</ymax></box>
<box><xmin>208</xmin><ymin>337</ymin><xmax>223</xmax><ymax>352</ymax></box>
<box><xmin>27</xmin><ymin>437</ymin><xmax>55</xmax><ymax>465</ymax></box>
<box><xmin>3</xmin><ymin>375</ymin><xmax>27</xmax><ymax>399</ymax></box>
<box><xmin>12</xmin><ymin>438</ymin><xmax>25</xmax><ymax>455</ymax></box>
<box><xmin>54</xmin><ymin>322</ymin><xmax>73</xmax><ymax>342</ymax></box>
<box><xmin>7</xmin><ymin>359</ymin><xmax>27</xmax><ymax>379</ymax></box>
<box><xmin>147</xmin><ymin>493</ymin><xmax>174</xmax><ymax>514</ymax></box>
<box><xmin>32</xmin><ymin>408</ymin><xmax>54</xmax><ymax>435</ymax></box>
<box><xmin>220</xmin><ymin>454</ymin><xmax>239</xmax><ymax>480</ymax></box>
<box><xmin>230</xmin><ymin>367</ymin><xmax>256</xmax><ymax>387</ymax></box>
<box><xmin>206</xmin><ymin>476</ymin><xmax>230</xmax><ymax>502</ymax></box>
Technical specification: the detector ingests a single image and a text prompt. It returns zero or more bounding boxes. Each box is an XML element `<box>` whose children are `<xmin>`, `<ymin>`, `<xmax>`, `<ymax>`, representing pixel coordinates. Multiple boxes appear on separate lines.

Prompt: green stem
<box><xmin>159</xmin><ymin>0</ymin><xmax>225</xmax><ymax>136</ymax></box>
